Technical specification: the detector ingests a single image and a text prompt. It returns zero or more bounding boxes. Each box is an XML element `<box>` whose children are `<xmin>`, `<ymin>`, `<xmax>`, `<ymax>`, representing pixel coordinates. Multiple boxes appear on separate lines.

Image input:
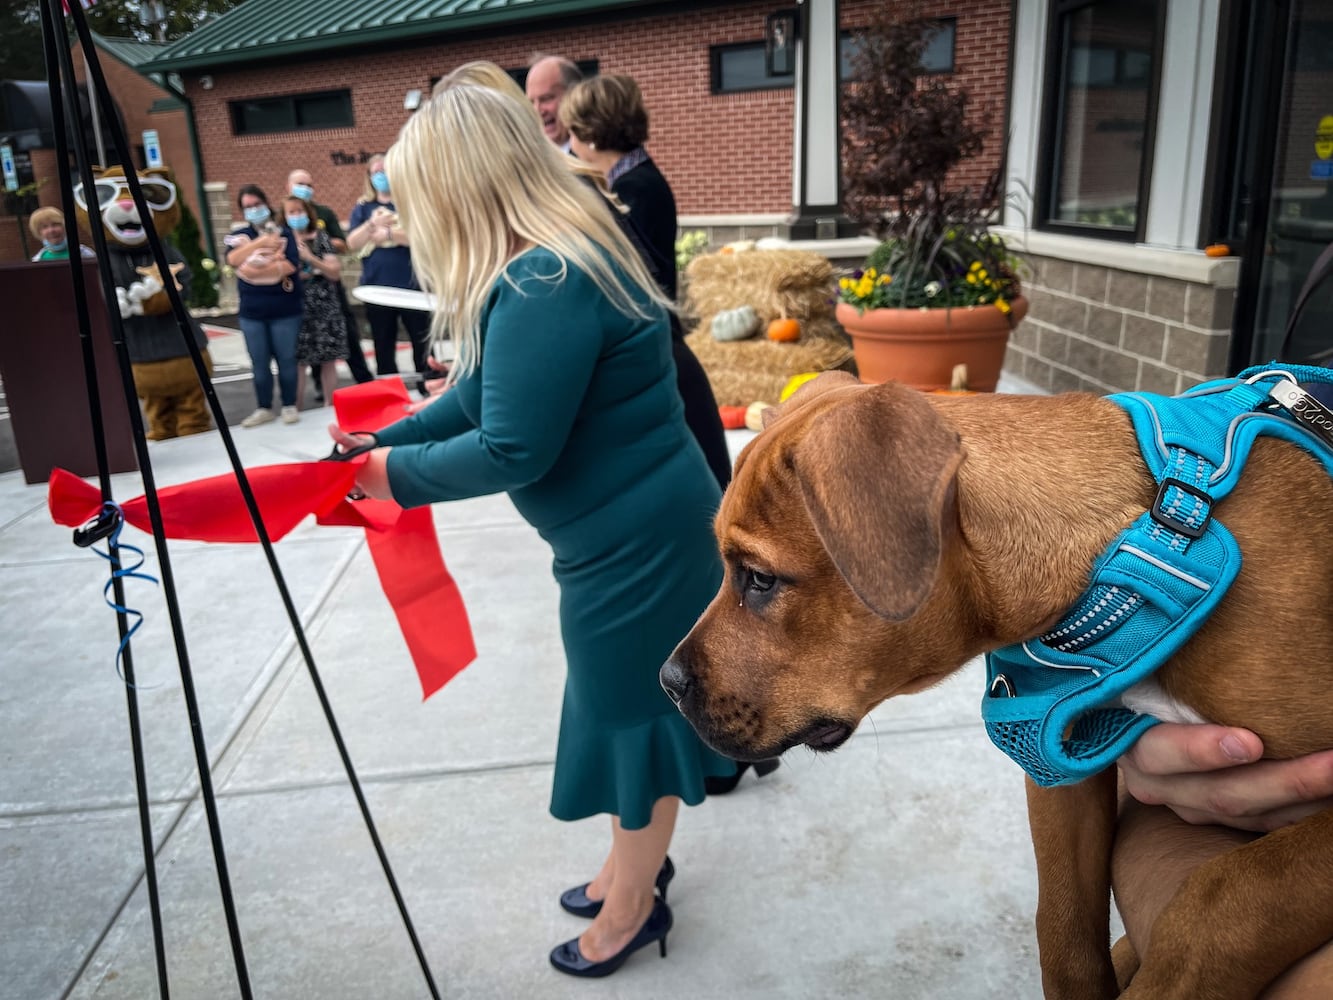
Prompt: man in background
<box><xmin>286</xmin><ymin>168</ymin><xmax>373</xmax><ymax>391</ymax></box>
<box><xmin>524</xmin><ymin>55</ymin><xmax>583</xmax><ymax>152</ymax></box>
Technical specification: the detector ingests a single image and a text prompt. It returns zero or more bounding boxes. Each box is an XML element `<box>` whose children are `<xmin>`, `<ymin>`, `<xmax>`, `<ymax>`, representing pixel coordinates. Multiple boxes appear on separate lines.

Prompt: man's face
<box><xmin>288</xmin><ymin>170</ymin><xmax>313</xmax><ymax>195</ymax></box>
<box><xmin>525</xmin><ymin>63</ymin><xmax>569</xmax><ymax>146</ymax></box>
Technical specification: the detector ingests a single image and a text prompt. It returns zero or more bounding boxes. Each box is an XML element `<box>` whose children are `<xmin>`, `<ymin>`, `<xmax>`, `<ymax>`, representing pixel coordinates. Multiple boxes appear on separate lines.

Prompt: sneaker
<box><xmin>281</xmin><ymin>405</ymin><xmax>300</xmax><ymax>424</ymax></box>
<box><xmin>241</xmin><ymin>408</ymin><xmax>275</xmax><ymax>428</ymax></box>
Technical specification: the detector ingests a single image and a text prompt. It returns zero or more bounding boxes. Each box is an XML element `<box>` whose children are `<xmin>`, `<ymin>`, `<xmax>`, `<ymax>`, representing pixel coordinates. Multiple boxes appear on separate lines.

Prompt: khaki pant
<box><xmin>132</xmin><ymin>351</ymin><xmax>214</xmax><ymax>440</ymax></box>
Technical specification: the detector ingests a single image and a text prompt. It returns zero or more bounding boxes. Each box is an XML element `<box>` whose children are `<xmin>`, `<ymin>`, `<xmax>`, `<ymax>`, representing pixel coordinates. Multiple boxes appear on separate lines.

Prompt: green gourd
<box><xmin>711</xmin><ymin>305</ymin><xmax>761</xmax><ymax>341</ymax></box>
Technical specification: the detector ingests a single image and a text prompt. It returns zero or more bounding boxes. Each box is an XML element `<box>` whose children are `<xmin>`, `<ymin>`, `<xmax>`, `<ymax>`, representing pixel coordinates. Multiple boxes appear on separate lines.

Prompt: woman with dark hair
<box><xmin>225</xmin><ymin>183</ymin><xmax>303</xmax><ymax>427</ymax></box>
<box><xmin>559</xmin><ymin>74</ymin><xmax>734</xmax><ymax>494</ymax></box>
<box><xmin>283</xmin><ymin>193</ymin><xmax>347</xmax><ymax>407</ymax></box>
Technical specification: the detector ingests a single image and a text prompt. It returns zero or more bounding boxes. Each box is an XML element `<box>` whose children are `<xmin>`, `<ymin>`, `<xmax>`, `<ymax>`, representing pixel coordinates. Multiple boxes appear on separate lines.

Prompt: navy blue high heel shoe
<box><xmin>559</xmin><ymin>855</ymin><xmax>674</xmax><ymax>918</ymax></box>
<box><xmin>549</xmin><ymin>897</ymin><xmax>673</xmax><ymax>978</ymax></box>
<box><xmin>704</xmin><ymin>757</ymin><xmax>780</xmax><ymax>795</ymax></box>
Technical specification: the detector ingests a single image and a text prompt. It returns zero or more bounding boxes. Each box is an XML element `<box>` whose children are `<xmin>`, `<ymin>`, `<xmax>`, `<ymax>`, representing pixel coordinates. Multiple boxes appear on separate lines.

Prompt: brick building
<box><xmin>0</xmin><ymin>33</ymin><xmax>201</xmax><ymax>264</ymax></box>
<box><xmin>145</xmin><ymin>0</ymin><xmax>1012</xmax><ymax>255</ymax></box>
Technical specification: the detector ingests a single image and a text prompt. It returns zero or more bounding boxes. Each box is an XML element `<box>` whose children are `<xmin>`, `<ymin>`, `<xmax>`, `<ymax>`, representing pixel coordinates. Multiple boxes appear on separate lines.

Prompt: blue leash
<box><xmin>74</xmin><ymin>501</ymin><xmax>159</xmax><ymax>685</ymax></box>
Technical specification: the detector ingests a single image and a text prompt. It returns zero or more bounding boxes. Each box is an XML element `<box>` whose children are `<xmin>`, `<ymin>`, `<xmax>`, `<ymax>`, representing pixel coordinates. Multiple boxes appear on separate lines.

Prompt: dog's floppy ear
<box><xmin>791</xmin><ymin>381</ymin><xmax>963</xmax><ymax>620</ymax></box>
<box><xmin>761</xmin><ymin>370</ymin><xmax>859</xmax><ymax>429</ymax></box>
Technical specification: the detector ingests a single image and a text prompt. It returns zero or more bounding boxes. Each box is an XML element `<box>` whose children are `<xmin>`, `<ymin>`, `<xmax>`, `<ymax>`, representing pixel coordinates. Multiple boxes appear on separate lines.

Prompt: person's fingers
<box><xmin>1120</xmin><ymin>723</ymin><xmax>1263</xmax><ymax>777</ymax></box>
<box><xmin>1124</xmin><ymin>749</ymin><xmax>1333</xmax><ymax>830</ymax></box>
<box><xmin>327</xmin><ymin>423</ymin><xmax>369</xmax><ymax>449</ymax></box>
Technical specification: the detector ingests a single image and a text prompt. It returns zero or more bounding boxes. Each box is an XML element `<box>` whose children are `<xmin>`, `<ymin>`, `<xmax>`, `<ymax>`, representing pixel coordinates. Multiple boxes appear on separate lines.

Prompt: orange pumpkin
<box><xmin>718</xmin><ymin>405</ymin><xmax>748</xmax><ymax>429</ymax></box>
<box><xmin>766</xmin><ymin>318</ymin><xmax>800</xmax><ymax>342</ymax></box>
<box><xmin>1204</xmin><ymin>243</ymin><xmax>1231</xmax><ymax>258</ymax></box>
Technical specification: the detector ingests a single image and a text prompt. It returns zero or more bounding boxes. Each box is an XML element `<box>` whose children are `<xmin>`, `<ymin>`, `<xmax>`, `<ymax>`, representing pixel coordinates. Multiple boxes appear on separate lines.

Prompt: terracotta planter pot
<box><xmin>835</xmin><ymin>296</ymin><xmax>1028</xmax><ymax>392</ymax></box>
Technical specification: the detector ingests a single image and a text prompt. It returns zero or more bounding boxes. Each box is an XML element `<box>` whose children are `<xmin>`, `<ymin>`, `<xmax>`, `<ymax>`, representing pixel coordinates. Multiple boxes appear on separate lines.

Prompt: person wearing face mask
<box><xmin>28</xmin><ymin>207</ymin><xmax>94</xmax><ymax>261</ymax></box>
<box><xmin>225</xmin><ymin>184</ymin><xmax>303</xmax><ymax>427</ymax></box>
<box><xmin>286</xmin><ymin>168</ymin><xmax>373</xmax><ymax>395</ymax></box>
<box><xmin>346</xmin><ymin>155</ymin><xmax>431</xmax><ymax>392</ymax></box>
<box><xmin>283</xmin><ymin>194</ymin><xmax>348</xmax><ymax>408</ymax></box>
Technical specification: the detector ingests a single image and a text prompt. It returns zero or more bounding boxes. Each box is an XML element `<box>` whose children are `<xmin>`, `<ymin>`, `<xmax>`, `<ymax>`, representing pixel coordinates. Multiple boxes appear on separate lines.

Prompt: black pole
<box><xmin>55</xmin><ymin>4</ymin><xmax>444</xmax><ymax>995</ymax></box>
<box><xmin>38</xmin><ymin>3</ymin><xmax>171</xmax><ymax>997</ymax></box>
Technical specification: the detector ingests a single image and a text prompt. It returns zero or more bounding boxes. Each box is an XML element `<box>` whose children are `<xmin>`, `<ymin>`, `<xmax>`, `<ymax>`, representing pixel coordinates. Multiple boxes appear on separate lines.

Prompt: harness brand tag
<box><xmin>1268</xmin><ymin>379</ymin><xmax>1333</xmax><ymax>450</ymax></box>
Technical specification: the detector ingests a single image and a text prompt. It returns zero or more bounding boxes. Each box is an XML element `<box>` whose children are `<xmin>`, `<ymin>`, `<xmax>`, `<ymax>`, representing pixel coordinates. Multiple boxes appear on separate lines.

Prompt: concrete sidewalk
<box><xmin>1</xmin><ymin>377</ymin><xmax>1052</xmax><ymax>1000</ymax></box>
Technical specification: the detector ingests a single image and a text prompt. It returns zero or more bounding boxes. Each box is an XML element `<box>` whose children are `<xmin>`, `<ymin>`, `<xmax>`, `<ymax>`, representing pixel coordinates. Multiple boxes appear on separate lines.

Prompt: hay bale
<box><xmin>684</xmin><ymin>248</ymin><xmax>836</xmax><ymax>324</ymax></box>
<box><xmin>686</xmin><ymin>317</ymin><xmax>854</xmax><ymax>407</ymax></box>
<box><xmin>681</xmin><ymin>247</ymin><xmax>850</xmax><ymax>405</ymax></box>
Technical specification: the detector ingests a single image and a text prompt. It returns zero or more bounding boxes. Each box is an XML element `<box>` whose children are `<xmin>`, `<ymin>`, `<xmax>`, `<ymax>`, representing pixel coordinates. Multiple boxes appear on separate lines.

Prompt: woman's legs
<box><xmin>319</xmin><ymin>362</ymin><xmax>338</xmax><ymax>405</ymax></box>
<box><xmin>365</xmin><ymin>302</ymin><xmax>399</xmax><ymax>375</ymax></box>
<box><xmin>578</xmin><ymin>796</ymin><xmax>678</xmax><ymax>962</ymax></box>
<box><xmin>269</xmin><ymin>313</ymin><xmax>302</xmax><ymax>407</ymax></box>
<box><xmin>238</xmin><ymin>316</ymin><xmax>274</xmax><ymax>408</ymax></box>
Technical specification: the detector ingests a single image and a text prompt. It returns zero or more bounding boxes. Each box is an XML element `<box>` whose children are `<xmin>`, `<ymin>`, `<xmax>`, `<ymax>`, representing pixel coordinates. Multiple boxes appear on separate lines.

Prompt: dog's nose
<box><xmin>659</xmin><ymin>658</ymin><xmax>693</xmax><ymax>706</ymax></box>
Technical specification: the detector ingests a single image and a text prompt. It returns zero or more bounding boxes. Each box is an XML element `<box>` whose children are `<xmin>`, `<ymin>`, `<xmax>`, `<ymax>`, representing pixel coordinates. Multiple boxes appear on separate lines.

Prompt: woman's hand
<box><xmin>1119</xmin><ymin>723</ymin><xmax>1333</xmax><ymax>832</ymax></box>
<box><xmin>328</xmin><ymin>425</ymin><xmax>393</xmax><ymax>500</ymax></box>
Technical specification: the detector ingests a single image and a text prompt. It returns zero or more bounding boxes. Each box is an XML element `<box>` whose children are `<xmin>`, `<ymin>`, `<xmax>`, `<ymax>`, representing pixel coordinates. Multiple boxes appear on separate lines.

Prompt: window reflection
<box><xmin>1047</xmin><ymin>0</ymin><xmax>1159</xmax><ymax>233</ymax></box>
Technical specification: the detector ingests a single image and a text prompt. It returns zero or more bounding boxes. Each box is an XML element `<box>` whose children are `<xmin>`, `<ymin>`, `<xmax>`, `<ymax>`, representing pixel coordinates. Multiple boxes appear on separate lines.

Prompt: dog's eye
<box><xmin>746</xmin><ymin>569</ymin><xmax>776</xmax><ymax>593</ymax></box>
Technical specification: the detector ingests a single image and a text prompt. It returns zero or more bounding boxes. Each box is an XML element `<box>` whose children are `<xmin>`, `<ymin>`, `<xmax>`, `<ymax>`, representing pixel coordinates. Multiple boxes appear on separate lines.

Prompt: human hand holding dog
<box><xmin>1120</xmin><ymin>723</ymin><xmax>1333</xmax><ymax>832</ymax></box>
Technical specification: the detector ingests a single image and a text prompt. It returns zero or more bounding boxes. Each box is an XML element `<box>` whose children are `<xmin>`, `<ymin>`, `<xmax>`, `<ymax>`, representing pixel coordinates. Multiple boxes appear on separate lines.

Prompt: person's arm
<box><xmin>346</xmin><ymin>202</ymin><xmax>385</xmax><ymax>253</ymax></box>
<box><xmin>226</xmin><ymin>230</ymin><xmax>279</xmax><ymax>267</ymax></box>
<box><xmin>380</xmin><ymin>254</ymin><xmax>604</xmax><ymax>507</ymax></box>
<box><xmin>301</xmin><ymin>234</ymin><xmax>341</xmax><ymax>281</ymax></box>
<box><xmin>1119</xmin><ymin>723</ymin><xmax>1333</xmax><ymax>832</ymax></box>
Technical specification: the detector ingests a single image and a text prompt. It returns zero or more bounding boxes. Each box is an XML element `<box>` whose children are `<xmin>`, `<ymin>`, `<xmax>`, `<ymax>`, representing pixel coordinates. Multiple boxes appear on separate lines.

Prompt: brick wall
<box><xmin>1005</xmin><ymin>255</ymin><xmax>1234</xmax><ymax>395</ymax></box>
<box><xmin>183</xmin><ymin>0</ymin><xmax>1011</xmax><ymax>248</ymax></box>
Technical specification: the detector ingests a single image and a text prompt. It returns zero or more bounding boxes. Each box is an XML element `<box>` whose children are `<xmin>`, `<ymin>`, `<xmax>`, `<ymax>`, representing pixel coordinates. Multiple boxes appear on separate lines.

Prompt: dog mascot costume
<box><xmin>74</xmin><ymin>166</ymin><xmax>213</xmax><ymax>440</ymax></box>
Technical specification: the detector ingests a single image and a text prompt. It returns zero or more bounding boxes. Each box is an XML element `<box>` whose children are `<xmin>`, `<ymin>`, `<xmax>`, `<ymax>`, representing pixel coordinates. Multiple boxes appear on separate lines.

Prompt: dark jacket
<box><xmin>106</xmin><ymin>241</ymin><xmax>208</xmax><ymax>364</ymax></box>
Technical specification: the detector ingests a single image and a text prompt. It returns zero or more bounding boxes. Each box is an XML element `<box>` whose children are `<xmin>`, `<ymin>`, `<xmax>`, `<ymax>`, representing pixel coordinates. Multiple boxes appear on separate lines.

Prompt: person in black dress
<box><xmin>559</xmin><ymin>74</ymin><xmax>733</xmax><ymax>493</ymax></box>
<box><xmin>561</xmin><ymin>73</ymin><xmax>778</xmax><ymax>794</ymax></box>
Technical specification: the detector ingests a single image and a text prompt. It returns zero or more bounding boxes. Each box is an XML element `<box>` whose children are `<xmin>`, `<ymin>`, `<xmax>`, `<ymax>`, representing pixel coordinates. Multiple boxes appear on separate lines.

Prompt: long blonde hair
<box><xmin>385</xmin><ymin>82</ymin><xmax>669</xmax><ymax>378</ymax></box>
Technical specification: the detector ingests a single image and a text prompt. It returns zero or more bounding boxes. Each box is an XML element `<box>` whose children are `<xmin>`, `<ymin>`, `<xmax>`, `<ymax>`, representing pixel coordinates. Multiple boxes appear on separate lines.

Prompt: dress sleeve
<box><xmin>382</xmin><ymin>253</ymin><xmax>605</xmax><ymax>507</ymax></box>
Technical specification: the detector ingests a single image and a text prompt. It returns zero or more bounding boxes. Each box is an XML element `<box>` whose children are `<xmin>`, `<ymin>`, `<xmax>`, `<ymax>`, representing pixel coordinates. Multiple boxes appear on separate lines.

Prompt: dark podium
<box><xmin>0</xmin><ymin>258</ymin><xmax>138</xmax><ymax>484</ymax></box>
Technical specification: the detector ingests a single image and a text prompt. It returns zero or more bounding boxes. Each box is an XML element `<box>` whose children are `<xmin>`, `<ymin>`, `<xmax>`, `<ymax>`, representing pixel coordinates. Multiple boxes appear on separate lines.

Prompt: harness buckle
<box><xmin>1150</xmin><ymin>477</ymin><xmax>1210</xmax><ymax>539</ymax></box>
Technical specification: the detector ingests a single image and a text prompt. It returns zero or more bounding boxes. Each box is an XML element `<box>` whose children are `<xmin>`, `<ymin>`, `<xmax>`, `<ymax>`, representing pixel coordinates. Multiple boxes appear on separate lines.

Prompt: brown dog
<box><xmin>662</xmin><ymin>371</ymin><xmax>1333</xmax><ymax>999</ymax></box>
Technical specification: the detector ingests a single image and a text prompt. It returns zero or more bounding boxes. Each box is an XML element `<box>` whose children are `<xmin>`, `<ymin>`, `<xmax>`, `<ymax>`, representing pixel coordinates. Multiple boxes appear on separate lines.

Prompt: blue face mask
<box><xmin>44</xmin><ymin>238</ymin><xmax>68</xmax><ymax>252</ymax></box>
<box><xmin>290</xmin><ymin>183</ymin><xmax>314</xmax><ymax>201</ymax></box>
<box><xmin>370</xmin><ymin>171</ymin><xmax>390</xmax><ymax>194</ymax></box>
<box><xmin>286</xmin><ymin>214</ymin><xmax>310</xmax><ymax>231</ymax></box>
<box><xmin>243</xmin><ymin>204</ymin><xmax>271</xmax><ymax>224</ymax></box>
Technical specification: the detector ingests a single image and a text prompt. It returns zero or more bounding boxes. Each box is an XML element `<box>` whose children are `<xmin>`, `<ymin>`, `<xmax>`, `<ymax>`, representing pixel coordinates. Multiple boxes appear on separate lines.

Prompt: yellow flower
<box><xmin>878</xmin><ymin>274</ymin><xmax>891</xmax><ymax>285</ymax></box>
<box><xmin>969</xmin><ymin>261</ymin><xmax>982</xmax><ymax>272</ymax></box>
<box><xmin>996</xmin><ymin>297</ymin><xmax>1011</xmax><ymax>314</ymax></box>
<box><xmin>966</xmin><ymin>273</ymin><xmax>978</xmax><ymax>285</ymax></box>
<box><xmin>840</xmin><ymin>277</ymin><xmax>853</xmax><ymax>289</ymax></box>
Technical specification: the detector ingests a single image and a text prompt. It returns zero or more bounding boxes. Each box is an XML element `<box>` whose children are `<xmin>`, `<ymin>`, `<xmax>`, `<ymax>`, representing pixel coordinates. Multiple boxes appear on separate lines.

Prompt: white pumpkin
<box><xmin>711</xmin><ymin>305</ymin><xmax>761</xmax><ymax>342</ymax></box>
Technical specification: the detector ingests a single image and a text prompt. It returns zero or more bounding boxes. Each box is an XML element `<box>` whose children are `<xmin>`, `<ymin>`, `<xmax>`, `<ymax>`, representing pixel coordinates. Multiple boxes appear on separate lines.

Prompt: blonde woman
<box><xmin>328</xmin><ymin>82</ymin><xmax>733</xmax><ymax>977</ymax></box>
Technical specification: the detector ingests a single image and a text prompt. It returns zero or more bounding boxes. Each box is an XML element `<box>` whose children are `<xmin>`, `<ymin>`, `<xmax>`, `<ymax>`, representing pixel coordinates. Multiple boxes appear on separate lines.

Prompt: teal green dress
<box><xmin>374</xmin><ymin>247</ymin><xmax>734</xmax><ymax>829</ymax></box>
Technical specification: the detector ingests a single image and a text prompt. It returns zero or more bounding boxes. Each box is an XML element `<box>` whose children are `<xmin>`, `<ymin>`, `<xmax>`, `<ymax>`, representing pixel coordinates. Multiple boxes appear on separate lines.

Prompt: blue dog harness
<box><xmin>981</xmin><ymin>363</ymin><xmax>1333</xmax><ymax>787</ymax></box>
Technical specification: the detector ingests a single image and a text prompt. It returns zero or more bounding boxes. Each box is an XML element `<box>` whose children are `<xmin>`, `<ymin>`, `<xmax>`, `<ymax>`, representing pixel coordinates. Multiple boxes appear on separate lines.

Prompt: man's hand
<box><xmin>1120</xmin><ymin>723</ymin><xmax>1333</xmax><ymax>832</ymax></box>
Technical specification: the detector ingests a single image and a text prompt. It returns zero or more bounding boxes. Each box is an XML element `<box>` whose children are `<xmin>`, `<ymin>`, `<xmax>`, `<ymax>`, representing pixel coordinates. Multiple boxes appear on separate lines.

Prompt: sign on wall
<box><xmin>1</xmin><ymin>144</ymin><xmax>17</xmax><ymax>192</ymax></box>
<box><xmin>142</xmin><ymin>129</ymin><xmax>162</xmax><ymax>170</ymax></box>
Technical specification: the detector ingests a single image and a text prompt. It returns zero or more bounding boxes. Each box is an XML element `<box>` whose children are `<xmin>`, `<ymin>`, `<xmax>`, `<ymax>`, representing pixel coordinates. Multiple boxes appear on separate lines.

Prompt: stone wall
<box><xmin>1005</xmin><ymin>253</ymin><xmax>1236</xmax><ymax>396</ymax></box>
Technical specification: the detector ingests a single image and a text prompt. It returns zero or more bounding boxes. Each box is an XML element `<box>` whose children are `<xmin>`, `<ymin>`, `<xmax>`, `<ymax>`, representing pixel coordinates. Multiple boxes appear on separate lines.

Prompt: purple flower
<box><xmin>852</xmin><ymin>269</ymin><xmax>864</xmax><ymax>280</ymax></box>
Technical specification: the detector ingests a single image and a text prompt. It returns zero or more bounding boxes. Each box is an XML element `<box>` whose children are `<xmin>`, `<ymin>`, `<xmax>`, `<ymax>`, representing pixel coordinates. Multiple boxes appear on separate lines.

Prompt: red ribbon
<box><xmin>48</xmin><ymin>379</ymin><xmax>476</xmax><ymax>699</ymax></box>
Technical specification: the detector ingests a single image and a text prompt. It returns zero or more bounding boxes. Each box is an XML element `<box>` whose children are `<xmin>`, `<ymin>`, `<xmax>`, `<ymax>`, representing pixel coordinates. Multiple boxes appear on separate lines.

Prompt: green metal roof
<box><xmin>145</xmin><ymin>0</ymin><xmax>666</xmax><ymax>72</ymax></box>
<box><xmin>90</xmin><ymin>32</ymin><xmax>166</xmax><ymax>70</ymax></box>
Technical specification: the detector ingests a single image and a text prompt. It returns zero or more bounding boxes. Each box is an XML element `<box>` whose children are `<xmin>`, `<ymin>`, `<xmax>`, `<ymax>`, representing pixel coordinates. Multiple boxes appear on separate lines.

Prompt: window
<box><xmin>230</xmin><ymin>90</ymin><xmax>353</xmax><ymax>135</ymax></box>
<box><xmin>1039</xmin><ymin>0</ymin><xmax>1162</xmax><ymax>236</ymax></box>
<box><xmin>711</xmin><ymin>42</ymin><xmax>793</xmax><ymax>94</ymax></box>
<box><xmin>712</xmin><ymin>19</ymin><xmax>955</xmax><ymax>96</ymax></box>
<box><xmin>840</xmin><ymin>18</ymin><xmax>957</xmax><ymax>79</ymax></box>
